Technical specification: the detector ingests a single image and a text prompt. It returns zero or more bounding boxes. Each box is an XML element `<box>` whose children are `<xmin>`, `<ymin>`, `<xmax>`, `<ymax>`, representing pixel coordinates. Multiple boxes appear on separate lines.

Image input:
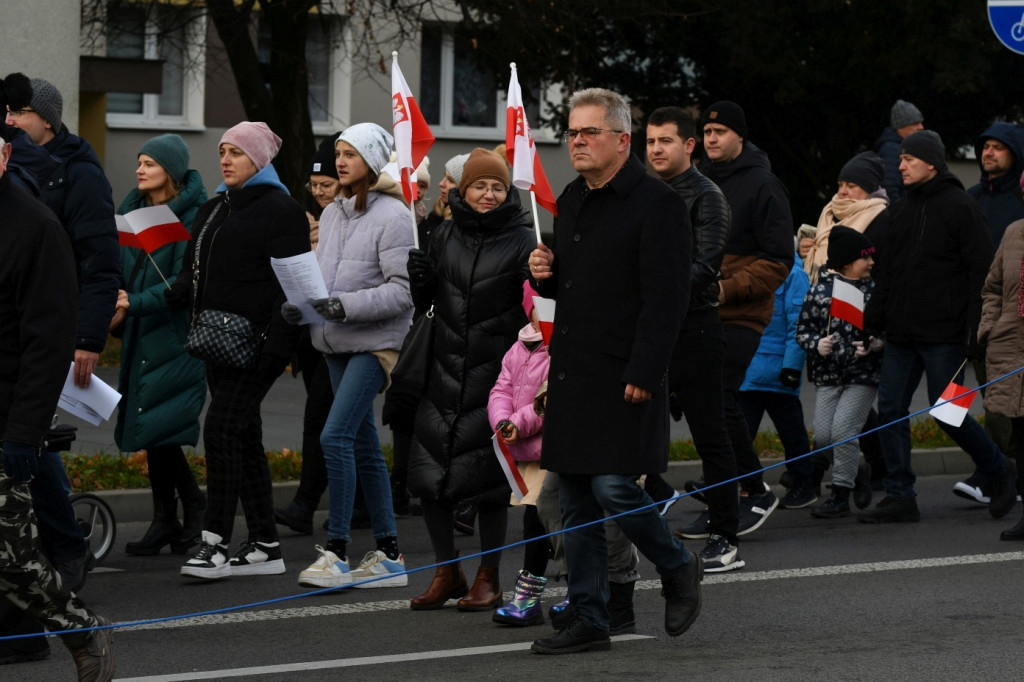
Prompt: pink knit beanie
<box><xmin>220</xmin><ymin>121</ymin><xmax>282</xmax><ymax>170</ymax></box>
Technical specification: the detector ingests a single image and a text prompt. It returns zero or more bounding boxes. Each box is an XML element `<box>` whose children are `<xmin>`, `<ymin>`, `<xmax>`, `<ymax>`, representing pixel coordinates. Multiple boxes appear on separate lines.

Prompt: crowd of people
<box><xmin>3</xmin><ymin>68</ymin><xmax>1024</xmax><ymax>678</ymax></box>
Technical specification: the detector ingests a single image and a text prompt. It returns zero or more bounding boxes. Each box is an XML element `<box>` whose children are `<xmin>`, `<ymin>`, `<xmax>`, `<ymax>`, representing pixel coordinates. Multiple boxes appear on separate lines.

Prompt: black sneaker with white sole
<box><xmin>230</xmin><ymin>541</ymin><xmax>285</xmax><ymax>576</ymax></box>
<box><xmin>780</xmin><ymin>477</ymin><xmax>818</xmax><ymax>509</ymax></box>
<box><xmin>699</xmin><ymin>534</ymin><xmax>744</xmax><ymax>573</ymax></box>
<box><xmin>737</xmin><ymin>483</ymin><xmax>779</xmax><ymax>536</ymax></box>
<box><xmin>674</xmin><ymin>508</ymin><xmax>710</xmax><ymax>539</ymax></box>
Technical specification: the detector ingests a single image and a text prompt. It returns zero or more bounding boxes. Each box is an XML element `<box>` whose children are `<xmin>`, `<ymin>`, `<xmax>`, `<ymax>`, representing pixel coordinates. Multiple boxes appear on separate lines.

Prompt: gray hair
<box><xmin>568</xmin><ymin>88</ymin><xmax>631</xmax><ymax>133</ymax></box>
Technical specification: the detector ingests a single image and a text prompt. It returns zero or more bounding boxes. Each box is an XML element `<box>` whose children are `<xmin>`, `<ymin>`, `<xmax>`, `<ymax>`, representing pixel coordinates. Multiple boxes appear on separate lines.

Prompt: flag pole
<box><xmin>408</xmin><ymin>198</ymin><xmax>420</xmax><ymax>250</ymax></box>
<box><xmin>948</xmin><ymin>358</ymin><xmax>969</xmax><ymax>386</ymax></box>
<box><xmin>146</xmin><ymin>253</ymin><xmax>171</xmax><ymax>288</ymax></box>
<box><xmin>529</xmin><ymin>191</ymin><xmax>542</xmax><ymax>243</ymax></box>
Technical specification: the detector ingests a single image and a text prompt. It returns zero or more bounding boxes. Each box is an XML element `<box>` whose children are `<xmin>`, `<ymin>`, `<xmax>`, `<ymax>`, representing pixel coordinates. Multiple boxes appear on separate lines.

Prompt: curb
<box><xmin>92</xmin><ymin>448</ymin><xmax>975</xmax><ymax>525</ymax></box>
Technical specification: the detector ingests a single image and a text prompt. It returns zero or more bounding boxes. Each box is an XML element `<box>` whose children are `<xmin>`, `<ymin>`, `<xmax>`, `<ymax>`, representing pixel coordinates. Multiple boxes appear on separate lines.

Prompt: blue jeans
<box><xmin>877</xmin><ymin>341</ymin><xmax>1007</xmax><ymax>499</ymax></box>
<box><xmin>322</xmin><ymin>353</ymin><xmax>396</xmax><ymax>543</ymax></box>
<box><xmin>559</xmin><ymin>473</ymin><xmax>693</xmax><ymax>630</ymax></box>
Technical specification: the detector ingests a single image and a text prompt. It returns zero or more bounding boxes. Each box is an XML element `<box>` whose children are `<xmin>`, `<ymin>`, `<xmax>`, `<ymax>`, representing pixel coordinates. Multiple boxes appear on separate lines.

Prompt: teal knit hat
<box><xmin>139</xmin><ymin>134</ymin><xmax>190</xmax><ymax>184</ymax></box>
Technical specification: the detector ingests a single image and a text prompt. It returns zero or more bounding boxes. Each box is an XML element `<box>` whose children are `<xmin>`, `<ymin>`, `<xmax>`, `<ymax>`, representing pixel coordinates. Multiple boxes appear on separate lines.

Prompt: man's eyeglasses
<box><xmin>561</xmin><ymin>127</ymin><xmax>623</xmax><ymax>143</ymax></box>
<box><xmin>5</xmin><ymin>106</ymin><xmax>35</xmax><ymax>118</ymax></box>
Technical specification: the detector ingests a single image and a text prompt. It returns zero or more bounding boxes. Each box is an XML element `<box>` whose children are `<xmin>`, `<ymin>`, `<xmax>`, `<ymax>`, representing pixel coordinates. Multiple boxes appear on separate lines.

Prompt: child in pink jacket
<box><xmin>488</xmin><ymin>282</ymin><xmax>551</xmax><ymax>626</ymax></box>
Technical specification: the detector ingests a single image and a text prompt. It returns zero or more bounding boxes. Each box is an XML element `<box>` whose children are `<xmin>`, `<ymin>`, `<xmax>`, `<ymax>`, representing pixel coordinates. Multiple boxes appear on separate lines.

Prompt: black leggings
<box><xmin>521</xmin><ymin>505</ymin><xmax>551</xmax><ymax>577</ymax></box>
<box><xmin>422</xmin><ymin>498</ymin><xmax>507</xmax><ymax>569</ymax></box>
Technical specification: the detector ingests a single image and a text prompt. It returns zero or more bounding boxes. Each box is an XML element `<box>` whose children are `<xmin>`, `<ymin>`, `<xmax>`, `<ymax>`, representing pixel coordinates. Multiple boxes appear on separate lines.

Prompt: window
<box><xmin>257</xmin><ymin>15</ymin><xmax>351</xmax><ymax>135</ymax></box>
<box><xmin>420</xmin><ymin>24</ymin><xmax>545</xmax><ymax>140</ymax></box>
<box><xmin>105</xmin><ymin>6</ymin><xmax>205</xmax><ymax>129</ymax></box>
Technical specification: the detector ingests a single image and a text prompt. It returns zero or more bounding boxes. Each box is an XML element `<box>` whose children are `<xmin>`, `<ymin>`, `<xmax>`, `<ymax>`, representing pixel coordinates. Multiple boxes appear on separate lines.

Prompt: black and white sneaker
<box><xmin>674</xmin><ymin>509</ymin><xmax>710</xmax><ymax>539</ymax></box>
<box><xmin>181</xmin><ymin>531</ymin><xmax>231</xmax><ymax>580</ymax></box>
<box><xmin>699</xmin><ymin>534</ymin><xmax>744</xmax><ymax>573</ymax></box>
<box><xmin>780</xmin><ymin>477</ymin><xmax>818</xmax><ymax>509</ymax></box>
<box><xmin>230</xmin><ymin>541</ymin><xmax>285</xmax><ymax>576</ymax></box>
<box><xmin>737</xmin><ymin>483</ymin><xmax>779</xmax><ymax>536</ymax></box>
<box><xmin>952</xmin><ymin>473</ymin><xmax>991</xmax><ymax>506</ymax></box>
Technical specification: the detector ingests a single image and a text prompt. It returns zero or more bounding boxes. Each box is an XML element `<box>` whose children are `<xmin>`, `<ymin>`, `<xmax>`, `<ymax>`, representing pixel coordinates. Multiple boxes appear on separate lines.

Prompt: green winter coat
<box><xmin>114</xmin><ymin>169</ymin><xmax>208</xmax><ymax>452</ymax></box>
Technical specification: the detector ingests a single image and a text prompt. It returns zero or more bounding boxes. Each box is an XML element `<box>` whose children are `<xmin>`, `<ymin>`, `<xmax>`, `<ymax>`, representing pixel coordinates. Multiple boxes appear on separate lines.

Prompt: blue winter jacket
<box><xmin>967</xmin><ymin>122</ymin><xmax>1024</xmax><ymax>249</ymax></box>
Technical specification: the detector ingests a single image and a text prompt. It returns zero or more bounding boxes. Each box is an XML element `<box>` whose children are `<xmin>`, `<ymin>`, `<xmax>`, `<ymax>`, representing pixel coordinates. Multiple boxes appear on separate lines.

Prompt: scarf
<box><xmin>805</xmin><ymin>196</ymin><xmax>887</xmax><ymax>284</ymax></box>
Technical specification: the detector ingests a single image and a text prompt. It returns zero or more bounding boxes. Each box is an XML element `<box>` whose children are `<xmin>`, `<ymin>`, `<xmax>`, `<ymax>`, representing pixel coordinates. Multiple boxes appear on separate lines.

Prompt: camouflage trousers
<box><xmin>0</xmin><ymin>473</ymin><xmax>98</xmax><ymax>647</ymax></box>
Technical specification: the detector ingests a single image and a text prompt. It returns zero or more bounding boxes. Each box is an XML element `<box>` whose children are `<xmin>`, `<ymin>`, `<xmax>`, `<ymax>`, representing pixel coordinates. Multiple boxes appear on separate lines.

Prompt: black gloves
<box><xmin>2</xmin><ymin>441</ymin><xmax>40</xmax><ymax>482</ymax></box>
<box><xmin>164</xmin><ymin>281</ymin><xmax>191</xmax><ymax>311</ymax></box>
<box><xmin>407</xmin><ymin>248</ymin><xmax>434</xmax><ymax>284</ymax></box>
<box><xmin>668</xmin><ymin>390</ymin><xmax>683</xmax><ymax>422</ymax></box>
<box><xmin>965</xmin><ymin>339</ymin><xmax>985</xmax><ymax>362</ymax></box>
<box><xmin>779</xmin><ymin>368</ymin><xmax>802</xmax><ymax>390</ymax></box>
<box><xmin>311</xmin><ymin>297</ymin><xmax>345</xmax><ymax>321</ymax></box>
<box><xmin>281</xmin><ymin>302</ymin><xmax>304</xmax><ymax>325</ymax></box>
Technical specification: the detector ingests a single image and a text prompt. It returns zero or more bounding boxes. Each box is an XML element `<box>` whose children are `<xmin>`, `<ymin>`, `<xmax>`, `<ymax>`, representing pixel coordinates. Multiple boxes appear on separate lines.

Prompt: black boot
<box><xmin>125</xmin><ymin>490</ymin><xmax>182</xmax><ymax>556</ymax></box>
<box><xmin>608</xmin><ymin>581</ymin><xmax>636</xmax><ymax>635</ymax></box>
<box><xmin>811</xmin><ymin>486</ymin><xmax>852</xmax><ymax>519</ymax></box>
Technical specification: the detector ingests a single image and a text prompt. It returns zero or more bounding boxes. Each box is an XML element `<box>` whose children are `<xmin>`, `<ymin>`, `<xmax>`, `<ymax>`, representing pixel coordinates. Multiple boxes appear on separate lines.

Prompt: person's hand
<box><xmin>529</xmin><ymin>243</ymin><xmax>554</xmax><ymax>281</ymax></box>
<box><xmin>868</xmin><ymin>336</ymin><xmax>885</xmax><ymax>353</ymax></box>
<box><xmin>117</xmin><ymin>289</ymin><xmax>130</xmax><ymax>311</ymax></box>
<box><xmin>817</xmin><ymin>334</ymin><xmax>835</xmax><ymax>357</ymax></box>
<box><xmin>311</xmin><ymin>297</ymin><xmax>345</xmax><ymax>321</ymax></box>
<box><xmin>407</xmin><ymin>248</ymin><xmax>434</xmax><ymax>284</ymax></box>
<box><xmin>965</xmin><ymin>339</ymin><xmax>984</xmax><ymax>361</ymax></box>
<box><xmin>281</xmin><ymin>302</ymin><xmax>304</xmax><ymax>325</ymax></box>
<box><xmin>109</xmin><ymin>307</ymin><xmax>127</xmax><ymax>332</ymax></box>
<box><xmin>798</xmin><ymin>237</ymin><xmax>814</xmax><ymax>259</ymax></box>
<box><xmin>624</xmin><ymin>383</ymin><xmax>651</xmax><ymax>403</ymax></box>
<box><xmin>852</xmin><ymin>340</ymin><xmax>869</xmax><ymax>358</ymax></box>
<box><xmin>73</xmin><ymin>350</ymin><xmax>99</xmax><ymax>388</ymax></box>
<box><xmin>497</xmin><ymin>419</ymin><xmax>519</xmax><ymax>445</ymax></box>
<box><xmin>2</xmin><ymin>441</ymin><xmax>39</xmax><ymax>483</ymax></box>
<box><xmin>779</xmin><ymin>368</ymin><xmax>802</xmax><ymax>389</ymax></box>
<box><xmin>164</xmin><ymin>281</ymin><xmax>191</xmax><ymax>310</ymax></box>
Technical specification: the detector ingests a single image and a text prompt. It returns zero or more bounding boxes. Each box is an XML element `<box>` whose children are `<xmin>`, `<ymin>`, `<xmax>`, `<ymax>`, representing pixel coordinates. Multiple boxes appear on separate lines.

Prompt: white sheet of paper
<box><xmin>271</xmin><ymin>252</ymin><xmax>329</xmax><ymax>324</ymax></box>
<box><xmin>57</xmin><ymin>363</ymin><xmax>122</xmax><ymax>426</ymax></box>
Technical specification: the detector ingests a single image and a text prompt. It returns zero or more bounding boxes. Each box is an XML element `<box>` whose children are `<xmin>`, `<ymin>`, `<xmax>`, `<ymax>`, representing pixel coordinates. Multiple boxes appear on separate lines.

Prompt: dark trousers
<box><xmin>29</xmin><ymin>450</ymin><xmax>87</xmax><ymax>564</ymax></box>
<box><xmin>293</xmin><ymin>342</ymin><xmax>331</xmax><ymax>513</ymax></box>
<box><xmin>722</xmin><ymin>324</ymin><xmax>767</xmax><ymax>495</ymax></box>
<box><xmin>203</xmin><ymin>364</ymin><xmax>277</xmax><ymax>543</ymax></box>
<box><xmin>738</xmin><ymin>390</ymin><xmax>815</xmax><ymax>481</ymax></box>
<box><xmin>422</xmin><ymin>497</ymin><xmax>508</xmax><ymax>569</ymax></box>
<box><xmin>670</xmin><ymin>309</ymin><xmax>739</xmax><ymax>540</ymax></box>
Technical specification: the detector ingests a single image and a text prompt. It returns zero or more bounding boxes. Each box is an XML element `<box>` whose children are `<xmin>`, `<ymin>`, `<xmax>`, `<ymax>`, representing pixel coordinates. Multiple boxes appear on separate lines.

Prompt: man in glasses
<box><xmin>528</xmin><ymin>88</ymin><xmax>701</xmax><ymax>654</ymax></box>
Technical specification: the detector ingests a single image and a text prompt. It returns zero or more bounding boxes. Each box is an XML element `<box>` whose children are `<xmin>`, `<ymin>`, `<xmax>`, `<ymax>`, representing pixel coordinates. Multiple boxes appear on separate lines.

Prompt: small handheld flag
<box><xmin>532</xmin><ymin>296</ymin><xmax>556</xmax><ymax>346</ymax></box>
<box><xmin>116</xmin><ymin>205</ymin><xmax>191</xmax><ymax>253</ymax></box>
<box><xmin>492</xmin><ymin>432</ymin><xmax>529</xmax><ymax>502</ymax></box>
<box><xmin>830</xmin><ymin>279</ymin><xmax>865</xmax><ymax>329</ymax></box>
<box><xmin>929</xmin><ymin>382</ymin><xmax>977</xmax><ymax>427</ymax></box>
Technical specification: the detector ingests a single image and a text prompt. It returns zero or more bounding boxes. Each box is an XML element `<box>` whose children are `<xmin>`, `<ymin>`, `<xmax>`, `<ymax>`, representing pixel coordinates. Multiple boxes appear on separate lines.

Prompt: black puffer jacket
<box><xmin>666</xmin><ymin>166</ymin><xmax>731</xmax><ymax>313</ymax></box>
<box><xmin>406</xmin><ymin>188</ymin><xmax>535</xmax><ymax>506</ymax></box>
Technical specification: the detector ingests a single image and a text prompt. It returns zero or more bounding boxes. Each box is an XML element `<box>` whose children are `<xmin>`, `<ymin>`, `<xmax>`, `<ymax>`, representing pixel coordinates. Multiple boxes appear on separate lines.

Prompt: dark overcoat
<box><xmin>535</xmin><ymin>155</ymin><xmax>690</xmax><ymax>475</ymax></box>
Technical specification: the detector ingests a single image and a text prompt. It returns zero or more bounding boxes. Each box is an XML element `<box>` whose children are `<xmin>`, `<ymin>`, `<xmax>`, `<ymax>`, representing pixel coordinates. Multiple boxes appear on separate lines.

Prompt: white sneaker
<box><xmin>181</xmin><ymin>531</ymin><xmax>231</xmax><ymax>580</ymax></box>
<box><xmin>298</xmin><ymin>546</ymin><xmax>351</xmax><ymax>588</ymax></box>
<box><xmin>230</xmin><ymin>541</ymin><xmax>285</xmax><ymax>576</ymax></box>
<box><xmin>350</xmin><ymin>550</ymin><xmax>409</xmax><ymax>588</ymax></box>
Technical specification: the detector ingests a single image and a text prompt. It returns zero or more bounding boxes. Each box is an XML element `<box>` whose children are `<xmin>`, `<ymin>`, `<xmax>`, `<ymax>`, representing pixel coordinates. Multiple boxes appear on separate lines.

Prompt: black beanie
<box><xmin>827</xmin><ymin>225</ymin><xmax>875</xmax><ymax>271</ymax></box>
<box><xmin>700</xmin><ymin>101</ymin><xmax>748</xmax><ymax>138</ymax></box>
<box><xmin>309</xmin><ymin>132</ymin><xmax>342</xmax><ymax>179</ymax></box>
<box><xmin>838</xmin><ymin>151</ymin><xmax>884</xmax><ymax>194</ymax></box>
<box><xmin>900</xmin><ymin>130</ymin><xmax>946</xmax><ymax>171</ymax></box>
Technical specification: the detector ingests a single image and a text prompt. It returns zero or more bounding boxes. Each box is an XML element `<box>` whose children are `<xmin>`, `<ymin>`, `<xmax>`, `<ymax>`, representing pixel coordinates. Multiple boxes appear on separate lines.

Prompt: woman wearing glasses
<box><xmin>406</xmin><ymin>147</ymin><xmax>535</xmax><ymax>611</ymax></box>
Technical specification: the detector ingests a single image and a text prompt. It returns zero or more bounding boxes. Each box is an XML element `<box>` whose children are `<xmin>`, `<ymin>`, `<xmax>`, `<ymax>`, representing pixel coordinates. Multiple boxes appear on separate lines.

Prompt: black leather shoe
<box><xmin>1000</xmin><ymin>513</ymin><xmax>1024</xmax><ymax>541</ymax></box>
<box><xmin>531</xmin><ymin>617</ymin><xmax>611</xmax><ymax>654</ymax></box>
<box><xmin>274</xmin><ymin>503</ymin><xmax>314</xmax><ymax>535</ymax></box>
<box><xmin>988</xmin><ymin>459</ymin><xmax>1018</xmax><ymax>519</ymax></box>
<box><xmin>662</xmin><ymin>555</ymin><xmax>703</xmax><ymax>637</ymax></box>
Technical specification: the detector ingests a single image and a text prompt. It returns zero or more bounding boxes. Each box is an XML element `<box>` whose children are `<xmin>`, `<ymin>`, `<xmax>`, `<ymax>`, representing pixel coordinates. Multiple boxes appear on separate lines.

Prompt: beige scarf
<box><xmin>805</xmin><ymin>195</ymin><xmax>887</xmax><ymax>284</ymax></box>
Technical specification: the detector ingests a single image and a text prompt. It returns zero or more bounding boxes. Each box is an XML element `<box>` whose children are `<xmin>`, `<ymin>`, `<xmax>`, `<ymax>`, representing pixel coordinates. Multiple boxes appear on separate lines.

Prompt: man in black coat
<box><xmin>528</xmin><ymin>88</ymin><xmax>702</xmax><ymax>654</ymax></box>
<box><xmin>861</xmin><ymin>130</ymin><xmax>1018</xmax><ymax>523</ymax></box>
<box><xmin>0</xmin><ymin>121</ymin><xmax>114</xmax><ymax>679</ymax></box>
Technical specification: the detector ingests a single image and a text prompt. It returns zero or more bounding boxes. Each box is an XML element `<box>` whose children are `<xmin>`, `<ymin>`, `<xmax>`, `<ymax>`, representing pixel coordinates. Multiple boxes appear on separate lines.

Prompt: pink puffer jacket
<box><xmin>487</xmin><ymin>325</ymin><xmax>550</xmax><ymax>462</ymax></box>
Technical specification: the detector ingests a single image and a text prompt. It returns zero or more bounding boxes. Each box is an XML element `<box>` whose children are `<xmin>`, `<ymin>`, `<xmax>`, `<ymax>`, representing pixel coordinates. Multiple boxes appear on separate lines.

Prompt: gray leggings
<box><xmin>535</xmin><ymin>471</ymin><xmax>640</xmax><ymax>584</ymax></box>
<box><xmin>814</xmin><ymin>384</ymin><xmax>878</xmax><ymax>489</ymax></box>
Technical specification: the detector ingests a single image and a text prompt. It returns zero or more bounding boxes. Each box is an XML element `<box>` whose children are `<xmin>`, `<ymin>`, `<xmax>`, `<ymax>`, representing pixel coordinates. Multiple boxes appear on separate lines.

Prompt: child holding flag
<box><xmin>797</xmin><ymin>226</ymin><xmax>883</xmax><ymax>518</ymax></box>
<box><xmin>488</xmin><ymin>282</ymin><xmax>552</xmax><ymax>626</ymax></box>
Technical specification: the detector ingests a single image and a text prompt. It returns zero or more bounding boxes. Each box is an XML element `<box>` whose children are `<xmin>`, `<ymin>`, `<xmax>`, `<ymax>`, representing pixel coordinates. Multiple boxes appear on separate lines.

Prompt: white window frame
<box><xmin>105</xmin><ymin>12</ymin><xmax>206</xmax><ymax>131</ymax></box>
<box><xmin>308</xmin><ymin>17</ymin><xmax>352</xmax><ymax>136</ymax></box>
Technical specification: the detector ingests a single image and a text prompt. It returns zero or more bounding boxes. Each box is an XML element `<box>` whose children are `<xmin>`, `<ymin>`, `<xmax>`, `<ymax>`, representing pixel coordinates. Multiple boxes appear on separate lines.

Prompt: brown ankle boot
<box><xmin>410</xmin><ymin>562</ymin><xmax>468</xmax><ymax>610</ymax></box>
<box><xmin>457</xmin><ymin>566</ymin><xmax>502</xmax><ymax>611</ymax></box>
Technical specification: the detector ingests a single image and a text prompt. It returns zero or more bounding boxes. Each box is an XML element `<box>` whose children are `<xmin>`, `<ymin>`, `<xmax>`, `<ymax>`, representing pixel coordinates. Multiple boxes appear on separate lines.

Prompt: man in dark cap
<box><xmin>874</xmin><ymin>99</ymin><xmax>925</xmax><ymax>204</ymax></box>
<box><xmin>680</xmin><ymin>100</ymin><xmax>793</xmax><ymax>539</ymax></box>
<box><xmin>861</xmin><ymin>130</ymin><xmax>1018</xmax><ymax>523</ymax></box>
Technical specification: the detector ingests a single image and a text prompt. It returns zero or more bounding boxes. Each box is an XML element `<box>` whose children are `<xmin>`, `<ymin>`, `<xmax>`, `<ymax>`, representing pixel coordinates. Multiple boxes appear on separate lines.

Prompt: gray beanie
<box><xmin>890</xmin><ymin>99</ymin><xmax>923</xmax><ymax>130</ymax></box>
<box><xmin>29</xmin><ymin>78</ymin><xmax>63</xmax><ymax>132</ymax></box>
<box><xmin>445</xmin><ymin>153</ymin><xmax>470</xmax><ymax>185</ymax></box>
<box><xmin>337</xmin><ymin>122</ymin><xmax>393</xmax><ymax>176</ymax></box>
<box><xmin>900</xmin><ymin>130</ymin><xmax>946</xmax><ymax>171</ymax></box>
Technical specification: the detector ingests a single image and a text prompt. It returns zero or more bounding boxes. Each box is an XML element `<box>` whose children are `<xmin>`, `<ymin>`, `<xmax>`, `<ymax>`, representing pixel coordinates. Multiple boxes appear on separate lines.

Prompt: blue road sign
<box><xmin>989</xmin><ymin>1</ymin><xmax>1024</xmax><ymax>54</ymax></box>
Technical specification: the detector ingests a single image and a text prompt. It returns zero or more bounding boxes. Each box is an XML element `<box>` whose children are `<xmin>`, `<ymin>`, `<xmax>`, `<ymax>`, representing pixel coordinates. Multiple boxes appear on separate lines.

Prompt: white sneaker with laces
<box><xmin>230</xmin><ymin>541</ymin><xmax>285</xmax><ymax>576</ymax></box>
<box><xmin>181</xmin><ymin>531</ymin><xmax>231</xmax><ymax>580</ymax></box>
<box><xmin>350</xmin><ymin>550</ymin><xmax>409</xmax><ymax>588</ymax></box>
<box><xmin>298</xmin><ymin>546</ymin><xmax>351</xmax><ymax>588</ymax></box>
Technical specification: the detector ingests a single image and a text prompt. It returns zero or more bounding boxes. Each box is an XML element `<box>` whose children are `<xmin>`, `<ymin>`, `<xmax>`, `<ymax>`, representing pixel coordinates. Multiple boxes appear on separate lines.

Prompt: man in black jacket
<box><xmin>0</xmin><ymin>120</ymin><xmax>114</xmax><ymax>679</ymax></box>
<box><xmin>861</xmin><ymin>130</ymin><xmax>1018</xmax><ymax>523</ymax></box>
<box><xmin>644</xmin><ymin>107</ymin><xmax>743</xmax><ymax>572</ymax></box>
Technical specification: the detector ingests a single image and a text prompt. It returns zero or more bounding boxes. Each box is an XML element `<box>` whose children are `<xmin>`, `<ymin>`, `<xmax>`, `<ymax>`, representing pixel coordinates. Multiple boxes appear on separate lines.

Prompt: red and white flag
<box><xmin>929</xmin><ymin>382</ymin><xmax>977</xmax><ymax>427</ymax></box>
<box><xmin>830</xmin><ymin>279</ymin><xmax>865</xmax><ymax>329</ymax></box>
<box><xmin>505</xmin><ymin>64</ymin><xmax>557</xmax><ymax>216</ymax></box>
<box><xmin>492</xmin><ymin>432</ymin><xmax>529</xmax><ymax>502</ymax></box>
<box><xmin>115</xmin><ymin>205</ymin><xmax>191</xmax><ymax>253</ymax></box>
<box><xmin>532</xmin><ymin>296</ymin><xmax>556</xmax><ymax>346</ymax></box>
<box><xmin>391</xmin><ymin>52</ymin><xmax>435</xmax><ymax>204</ymax></box>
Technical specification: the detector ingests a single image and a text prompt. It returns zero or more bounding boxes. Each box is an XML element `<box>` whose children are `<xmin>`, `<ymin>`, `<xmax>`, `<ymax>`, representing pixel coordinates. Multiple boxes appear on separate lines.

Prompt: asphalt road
<box><xmin>8</xmin><ymin>474</ymin><xmax>1023</xmax><ymax>681</ymax></box>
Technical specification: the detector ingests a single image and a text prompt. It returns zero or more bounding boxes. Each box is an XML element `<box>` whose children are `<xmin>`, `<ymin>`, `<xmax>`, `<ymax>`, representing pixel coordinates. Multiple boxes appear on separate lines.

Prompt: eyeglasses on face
<box><xmin>305</xmin><ymin>180</ymin><xmax>340</xmax><ymax>193</ymax></box>
<box><xmin>467</xmin><ymin>184</ymin><xmax>508</xmax><ymax>195</ymax></box>
<box><xmin>561</xmin><ymin>127</ymin><xmax>623</xmax><ymax>143</ymax></box>
<box><xmin>5</xmin><ymin>106</ymin><xmax>35</xmax><ymax>118</ymax></box>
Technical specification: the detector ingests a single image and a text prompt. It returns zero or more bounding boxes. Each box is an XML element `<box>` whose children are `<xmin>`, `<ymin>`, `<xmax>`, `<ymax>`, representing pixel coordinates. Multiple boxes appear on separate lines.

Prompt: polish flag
<box><xmin>532</xmin><ymin>296</ymin><xmax>556</xmax><ymax>346</ymax></box>
<box><xmin>492</xmin><ymin>432</ymin><xmax>529</xmax><ymax>502</ymax></box>
<box><xmin>929</xmin><ymin>382</ymin><xmax>977</xmax><ymax>427</ymax></box>
<box><xmin>115</xmin><ymin>205</ymin><xmax>191</xmax><ymax>253</ymax></box>
<box><xmin>830</xmin><ymin>279</ymin><xmax>865</xmax><ymax>329</ymax></box>
<box><xmin>505</xmin><ymin>63</ymin><xmax>557</xmax><ymax>216</ymax></box>
<box><xmin>391</xmin><ymin>52</ymin><xmax>435</xmax><ymax>204</ymax></box>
